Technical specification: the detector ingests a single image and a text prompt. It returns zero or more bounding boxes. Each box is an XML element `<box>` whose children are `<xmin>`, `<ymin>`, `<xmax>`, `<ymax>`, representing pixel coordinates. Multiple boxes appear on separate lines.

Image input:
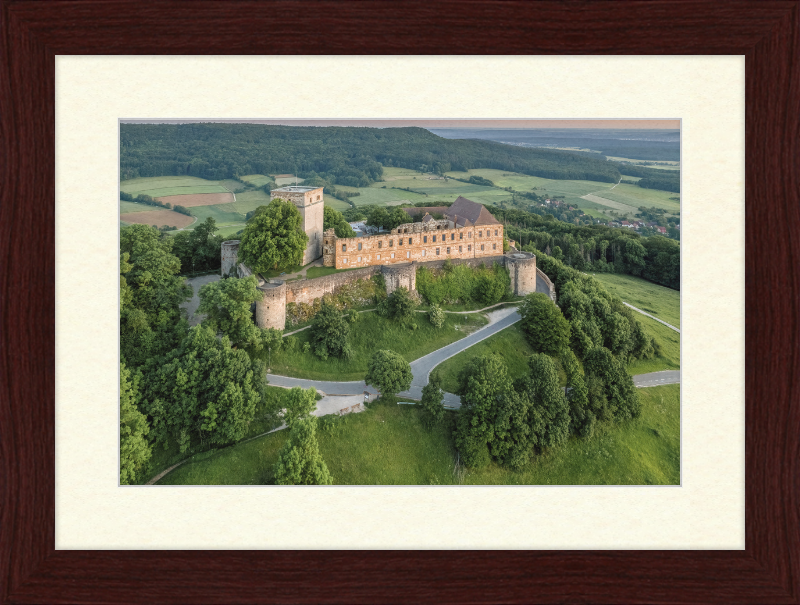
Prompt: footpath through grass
<box><xmin>158</xmin><ymin>385</ymin><xmax>679</xmax><ymax>485</ymax></box>
<box><xmin>590</xmin><ymin>272</ymin><xmax>680</xmax><ymax>328</ymax></box>
<box><xmin>262</xmin><ymin>311</ymin><xmax>489</xmax><ymax>381</ymax></box>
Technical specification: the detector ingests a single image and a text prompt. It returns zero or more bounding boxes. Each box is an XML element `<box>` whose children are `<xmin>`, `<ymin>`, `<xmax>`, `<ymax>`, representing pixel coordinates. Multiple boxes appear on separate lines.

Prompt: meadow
<box><xmin>158</xmin><ymin>384</ymin><xmax>679</xmax><ymax>485</ymax></box>
<box><xmin>262</xmin><ymin>311</ymin><xmax>489</xmax><ymax>381</ymax></box>
<box><xmin>120</xmin><ymin>209</ymin><xmax>195</xmax><ymax>229</ymax></box>
<box><xmin>120</xmin><ymin>176</ymin><xmax>230</xmax><ymax>197</ymax></box>
<box><xmin>626</xmin><ymin>316</ymin><xmax>680</xmax><ymax>375</ymax></box>
<box><xmin>435</xmin><ymin>323</ymin><xmax>534</xmax><ymax>393</ymax></box>
<box><xmin>590</xmin><ymin>273</ymin><xmax>680</xmax><ymax>328</ymax></box>
<box><xmin>120</xmin><ymin>200</ymin><xmax>164</xmax><ymax>214</ymax></box>
<box><xmin>240</xmin><ymin>174</ymin><xmax>273</xmax><ymax>187</ymax></box>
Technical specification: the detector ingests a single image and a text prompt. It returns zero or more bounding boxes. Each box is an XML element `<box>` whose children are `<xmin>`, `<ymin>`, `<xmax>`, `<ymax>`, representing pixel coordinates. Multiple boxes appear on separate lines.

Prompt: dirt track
<box><xmin>156</xmin><ymin>192</ymin><xmax>234</xmax><ymax>207</ymax></box>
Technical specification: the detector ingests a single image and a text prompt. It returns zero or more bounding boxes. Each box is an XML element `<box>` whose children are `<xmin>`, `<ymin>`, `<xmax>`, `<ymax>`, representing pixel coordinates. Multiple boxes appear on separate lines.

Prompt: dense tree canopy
<box><xmin>120</xmin><ymin>362</ymin><xmax>152</xmax><ymax>485</ymax></box>
<box><xmin>198</xmin><ymin>275</ymin><xmax>273</xmax><ymax>349</ymax></box>
<box><xmin>140</xmin><ymin>325</ymin><xmax>266</xmax><ymax>453</ymax></box>
<box><xmin>518</xmin><ymin>293</ymin><xmax>571</xmax><ymax>356</ymax></box>
<box><xmin>238</xmin><ymin>199</ymin><xmax>309</xmax><ymax>273</ymax></box>
<box><xmin>120</xmin><ymin>224</ymin><xmax>190</xmax><ymax>367</ymax></box>
<box><xmin>171</xmin><ymin>217</ymin><xmax>224</xmax><ymax>273</ymax></box>
<box><xmin>120</xmin><ymin>124</ymin><xmax>622</xmax><ymax>184</ymax></box>
<box><xmin>323</xmin><ymin>206</ymin><xmax>355</xmax><ymax>238</ymax></box>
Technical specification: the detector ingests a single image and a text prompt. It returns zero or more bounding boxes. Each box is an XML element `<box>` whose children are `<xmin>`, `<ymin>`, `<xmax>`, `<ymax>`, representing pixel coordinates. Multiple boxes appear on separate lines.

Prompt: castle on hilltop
<box><xmin>322</xmin><ymin>196</ymin><xmax>505</xmax><ymax>269</ymax></box>
<box><xmin>220</xmin><ymin>193</ymin><xmax>553</xmax><ymax>331</ymax></box>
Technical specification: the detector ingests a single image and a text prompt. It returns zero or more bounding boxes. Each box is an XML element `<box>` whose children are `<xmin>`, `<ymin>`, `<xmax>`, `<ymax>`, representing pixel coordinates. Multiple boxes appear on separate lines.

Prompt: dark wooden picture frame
<box><xmin>1</xmin><ymin>1</ymin><xmax>798</xmax><ymax>602</ymax></box>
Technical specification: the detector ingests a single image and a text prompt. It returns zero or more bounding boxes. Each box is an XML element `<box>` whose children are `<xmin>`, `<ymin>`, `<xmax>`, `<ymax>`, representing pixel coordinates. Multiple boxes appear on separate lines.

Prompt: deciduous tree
<box><xmin>365</xmin><ymin>349</ymin><xmax>412</xmax><ymax>396</ymax></box>
<box><xmin>120</xmin><ymin>362</ymin><xmax>152</xmax><ymax>485</ymax></box>
<box><xmin>518</xmin><ymin>292</ymin><xmax>571</xmax><ymax>356</ymax></box>
<box><xmin>273</xmin><ymin>415</ymin><xmax>333</xmax><ymax>485</ymax></box>
<box><xmin>238</xmin><ymin>199</ymin><xmax>309</xmax><ymax>273</ymax></box>
<box><xmin>420</xmin><ymin>371</ymin><xmax>445</xmax><ymax>426</ymax></box>
<box><xmin>198</xmin><ymin>275</ymin><xmax>271</xmax><ymax>349</ymax></box>
<box><xmin>309</xmin><ymin>301</ymin><xmax>351</xmax><ymax>360</ymax></box>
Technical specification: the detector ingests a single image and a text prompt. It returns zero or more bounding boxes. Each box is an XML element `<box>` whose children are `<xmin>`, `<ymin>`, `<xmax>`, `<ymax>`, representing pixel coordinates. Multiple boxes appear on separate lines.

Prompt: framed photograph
<box><xmin>2</xmin><ymin>1</ymin><xmax>797</xmax><ymax>602</ymax></box>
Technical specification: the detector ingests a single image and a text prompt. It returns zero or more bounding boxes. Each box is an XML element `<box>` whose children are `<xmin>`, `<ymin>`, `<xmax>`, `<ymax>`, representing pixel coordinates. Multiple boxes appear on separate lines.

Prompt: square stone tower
<box><xmin>270</xmin><ymin>186</ymin><xmax>325</xmax><ymax>265</ymax></box>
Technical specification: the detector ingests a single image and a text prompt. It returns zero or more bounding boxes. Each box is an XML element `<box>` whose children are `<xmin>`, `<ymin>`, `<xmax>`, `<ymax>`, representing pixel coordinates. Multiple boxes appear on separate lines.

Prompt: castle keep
<box><xmin>222</xmin><ymin>196</ymin><xmax>551</xmax><ymax>331</ymax></box>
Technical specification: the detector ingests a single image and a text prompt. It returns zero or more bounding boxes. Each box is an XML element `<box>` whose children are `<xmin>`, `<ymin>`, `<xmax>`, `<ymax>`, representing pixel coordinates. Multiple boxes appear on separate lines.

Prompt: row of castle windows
<box><xmin>341</xmin><ymin>242</ymin><xmax>497</xmax><ymax>264</ymax></box>
<box><xmin>342</xmin><ymin>229</ymin><xmax>500</xmax><ymax>252</ymax></box>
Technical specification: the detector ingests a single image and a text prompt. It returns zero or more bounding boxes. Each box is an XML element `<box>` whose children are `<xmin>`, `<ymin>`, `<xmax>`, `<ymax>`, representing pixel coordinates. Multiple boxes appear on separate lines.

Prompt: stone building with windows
<box><xmin>323</xmin><ymin>196</ymin><xmax>505</xmax><ymax>269</ymax></box>
<box><xmin>220</xmin><ymin>196</ymin><xmax>553</xmax><ymax>331</ymax></box>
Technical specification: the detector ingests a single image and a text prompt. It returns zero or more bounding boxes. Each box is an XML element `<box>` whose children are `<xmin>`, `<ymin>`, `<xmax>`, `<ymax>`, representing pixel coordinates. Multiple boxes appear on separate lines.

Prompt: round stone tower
<box><xmin>221</xmin><ymin>240</ymin><xmax>240</xmax><ymax>277</ymax></box>
<box><xmin>381</xmin><ymin>262</ymin><xmax>416</xmax><ymax>295</ymax></box>
<box><xmin>505</xmin><ymin>252</ymin><xmax>538</xmax><ymax>296</ymax></box>
<box><xmin>255</xmin><ymin>280</ymin><xmax>286</xmax><ymax>331</ymax></box>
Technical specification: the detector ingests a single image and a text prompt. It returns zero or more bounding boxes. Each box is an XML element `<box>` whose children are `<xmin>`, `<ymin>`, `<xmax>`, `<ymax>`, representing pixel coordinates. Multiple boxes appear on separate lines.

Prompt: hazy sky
<box><xmin>121</xmin><ymin>118</ymin><xmax>679</xmax><ymax>129</ymax></box>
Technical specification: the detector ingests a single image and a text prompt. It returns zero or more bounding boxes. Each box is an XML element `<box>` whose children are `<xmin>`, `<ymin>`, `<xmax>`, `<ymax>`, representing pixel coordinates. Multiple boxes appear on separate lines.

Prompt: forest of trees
<box><xmin>487</xmin><ymin>207</ymin><xmax>680</xmax><ymax>290</ymax></box>
<box><xmin>120</xmin><ymin>124</ymin><xmax>623</xmax><ymax>184</ymax></box>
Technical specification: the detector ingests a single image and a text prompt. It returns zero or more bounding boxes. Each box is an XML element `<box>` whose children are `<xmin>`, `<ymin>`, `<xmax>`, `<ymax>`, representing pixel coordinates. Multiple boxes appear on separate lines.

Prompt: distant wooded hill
<box><xmin>120</xmin><ymin>124</ymin><xmax>624</xmax><ymax>185</ymax></box>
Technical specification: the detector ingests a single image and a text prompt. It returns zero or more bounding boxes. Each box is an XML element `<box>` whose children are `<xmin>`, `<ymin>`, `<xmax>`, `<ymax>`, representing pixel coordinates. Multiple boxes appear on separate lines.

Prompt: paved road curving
<box><xmin>632</xmin><ymin>370</ymin><xmax>680</xmax><ymax>388</ymax></box>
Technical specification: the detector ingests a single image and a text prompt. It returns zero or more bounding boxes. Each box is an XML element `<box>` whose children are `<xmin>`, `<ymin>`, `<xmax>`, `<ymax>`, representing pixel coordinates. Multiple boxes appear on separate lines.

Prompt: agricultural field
<box><xmin>607</xmin><ymin>156</ymin><xmax>681</xmax><ymax>170</ymax></box>
<box><xmin>590</xmin><ymin>273</ymin><xmax>680</xmax><ymax>328</ymax></box>
<box><xmin>323</xmin><ymin>194</ymin><xmax>353</xmax><ymax>211</ymax></box>
<box><xmin>158</xmin><ymin>384</ymin><xmax>679</xmax><ymax>486</ymax></box>
<box><xmin>590</xmin><ymin>183</ymin><xmax>680</xmax><ymax>214</ymax></box>
<box><xmin>263</xmin><ymin>311</ymin><xmax>489</xmax><ymax>381</ymax></box>
<box><xmin>119</xmin><ymin>200</ymin><xmax>163</xmax><ymax>214</ymax></box>
<box><xmin>273</xmin><ymin>175</ymin><xmax>304</xmax><ymax>186</ymax></box>
<box><xmin>240</xmin><ymin>174</ymin><xmax>273</xmax><ymax>187</ymax></box>
<box><xmin>156</xmin><ymin>192</ymin><xmax>234</xmax><ymax>207</ymax></box>
<box><xmin>445</xmin><ymin>168</ymin><xmax>678</xmax><ymax>219</ymax></box>
<box><xmin>120</xmin><ymin>209</ymin><xmax>195</xmax><ymax>229</ymax></box>
<box><xmin>335</xmin><ymin>185</ymin><xmax>430</xmax><ymax>207</ymax></box>
<box><xmin>120</xmin><ymin>176</ymin><xmax>230</xmax><ymax>199</ymax></box>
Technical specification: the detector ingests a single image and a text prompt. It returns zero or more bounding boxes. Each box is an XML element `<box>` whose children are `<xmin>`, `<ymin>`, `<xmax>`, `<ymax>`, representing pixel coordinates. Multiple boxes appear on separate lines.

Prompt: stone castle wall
<box><xmin>323</xmin><ymin>221</ymin><xmax>504</xmax><ymax>270</ymax></box>
<box><xmin>506</xmin><ymin>253</ymin><xmax>538</xmax><ymax>297</ymax></box>
<box><xmin>255</xmin><ymin>281</ymin><xmax>286</xmax><ymax>331</ymax></box>
<box><xmin>221</xmin><ymin>241</ymin><xmax>240</xmax><ymax>277</ymax></box>
<box><xmin>286</xmin><ymin>266</ymin><xmax>382</xmax><ymax>306</ymax></box>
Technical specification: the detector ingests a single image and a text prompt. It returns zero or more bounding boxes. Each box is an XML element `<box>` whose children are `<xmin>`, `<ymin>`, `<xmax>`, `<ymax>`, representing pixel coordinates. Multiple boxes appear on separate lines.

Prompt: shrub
<box><xmin>386</xmin><ymin>286</ymin><xmax>418</xmax><ymax>321</ymax></box>
<box><xmin>428</xmin><ymin>304</ymin><xmax>445</xmax><ymax>328</ymax></box>
<box><xmin>365</xmin><ymin>350</ymin><xmax>412</xmax><ymax>396</ymax></box>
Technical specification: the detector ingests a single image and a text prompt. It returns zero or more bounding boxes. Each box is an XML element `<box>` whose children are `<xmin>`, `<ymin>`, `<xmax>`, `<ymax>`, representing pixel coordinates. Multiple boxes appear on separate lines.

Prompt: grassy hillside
<box><xmin>263</xmin><ymin>311</ymin><xmax>489</xmax><ymax>381</ymax></box>
<box><xmin>591</xmin><ymin>273</ymin><xmax>680</xmax><ymax>328</ymax></box>
<box><xmin>158</xmin><ymin>384</ymin><xmax>679</xmax><ymax>486</ymax></box>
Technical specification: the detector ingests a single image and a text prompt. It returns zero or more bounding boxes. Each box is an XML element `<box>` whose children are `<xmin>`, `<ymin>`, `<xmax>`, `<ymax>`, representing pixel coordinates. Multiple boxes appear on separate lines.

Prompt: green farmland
<box><xmin>591</xmin><ymin>273</ymin><xmax>680</xmax><ymax>329</ymax></box>
<box><xmin>158</xmin><ymin>384</ymin><xmax>679</xmax><ymax>486</ymax></box>
<box><xmin>120</xmin><ymin>176</ymin><xmax>230</xmax><ymax>198</ymax></box>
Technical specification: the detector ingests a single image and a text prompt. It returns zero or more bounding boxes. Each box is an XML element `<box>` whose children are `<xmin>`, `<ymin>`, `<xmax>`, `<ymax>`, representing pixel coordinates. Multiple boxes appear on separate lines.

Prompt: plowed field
<box><xmin>156</xmin><ymin>192</ymin><xmax>234</xmax><ymax>207</ymax></box>
<box><xmin>120</xmin><ymin>210</ymin><xmax>195</xmax><ymax>229</ymax></box>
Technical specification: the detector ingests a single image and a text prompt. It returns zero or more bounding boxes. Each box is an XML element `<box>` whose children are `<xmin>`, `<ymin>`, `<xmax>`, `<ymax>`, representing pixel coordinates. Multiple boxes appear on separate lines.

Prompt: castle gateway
<box><xmin>323</xmin><ymin>196</ymin><xmax>506</xmax><ymax>269</ymax></box>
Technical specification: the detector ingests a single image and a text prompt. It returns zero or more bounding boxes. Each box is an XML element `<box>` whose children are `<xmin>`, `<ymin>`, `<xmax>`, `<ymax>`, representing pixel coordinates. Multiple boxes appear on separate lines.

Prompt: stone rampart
<box><xmin>536</xmin><ymin>267</ymin><xmax>557</xmax><ymax>302</ymax></box>
<box><xmin>286</xmin><ymin>266</ymin><xmax>381</xmax><ymax>306</ymax></box>
<box><xmin>256</xmin><ymin>280</ymin><xmax>286</xmax><ymax>330</ymax></box>
<box><xmin>382</xmin><ymin>262</ymin><xmax>416</xmax><ymax>295</ymax></box>
<box><xmin>221</xmin><ymin>240</ymin><xmax>240</xmax><ymax>277</ymax></box>
<box><xmin>506</xmin><ymin>252</ymin><xmax>538</xmax><ymax>296</ymax></box>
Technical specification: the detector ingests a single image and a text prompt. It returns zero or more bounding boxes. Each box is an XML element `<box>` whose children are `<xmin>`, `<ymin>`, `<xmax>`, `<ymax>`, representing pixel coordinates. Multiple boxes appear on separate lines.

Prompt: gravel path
<box><xmin>622</xmin><ymin>302</ymin><xmax>680</xmax><ymax>333</ymax></box>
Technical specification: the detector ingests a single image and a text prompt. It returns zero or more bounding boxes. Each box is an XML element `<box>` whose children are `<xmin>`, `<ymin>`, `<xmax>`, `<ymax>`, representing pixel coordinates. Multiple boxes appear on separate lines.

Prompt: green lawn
<box><xmin>263</xmin><ymin>311</ymin><xmax>489</xmax><ymax>381</ymax></box>
<box><xmin>591</xmin><ymin>273</ymin><xmax>680</xmax><ymax>328</ymax></box>
<box><xmin>436</xmin><ymin>323</ymin><xmax>534</xmax><ymax>393</ymax></box>
<box><xmin>305</xmin><ymin>266</ymin><xmax>358</xmax><ymax>279</ymax></box>
<box><xmin>159</xmin><ymin>384</ymin><xmax>679</xmax><ymax>485</ymax></box>
<box><xmin>120</xmin><ymin>176</ymin><xmax>218</xmax><ymax>194</ymax></box>
<box><xmin>323</xmin><ymin>195</ymin><xmax>352</xmax><ymax>211</ymax></box>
